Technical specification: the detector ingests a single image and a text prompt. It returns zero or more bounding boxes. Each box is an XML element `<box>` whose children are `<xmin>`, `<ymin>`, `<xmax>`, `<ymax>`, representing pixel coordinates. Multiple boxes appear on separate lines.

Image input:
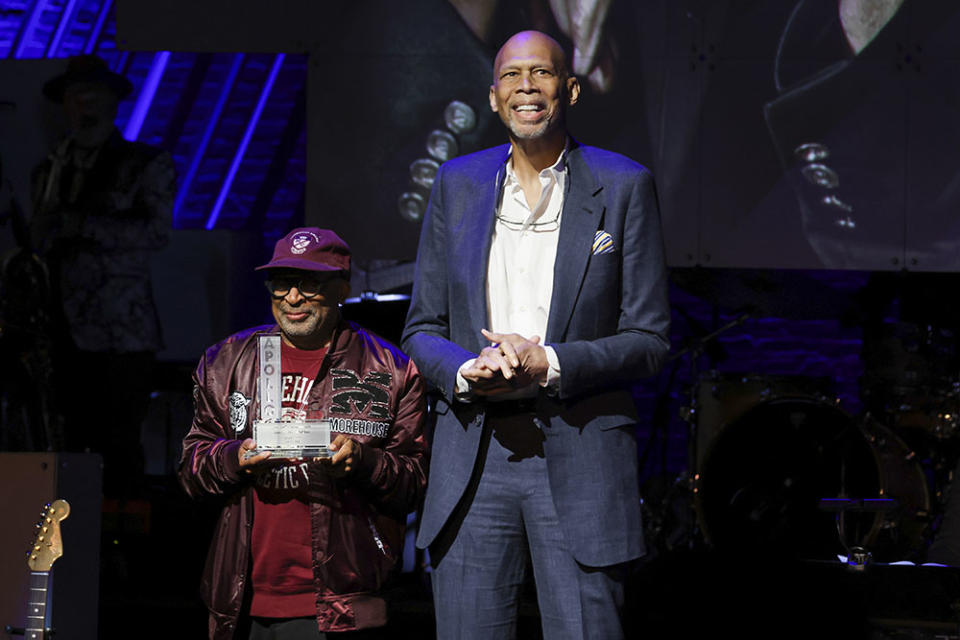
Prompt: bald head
<box><xmin>492</xmin><ymin>30</ymin><xmax>569</xmax><ymax>84</ymax></box>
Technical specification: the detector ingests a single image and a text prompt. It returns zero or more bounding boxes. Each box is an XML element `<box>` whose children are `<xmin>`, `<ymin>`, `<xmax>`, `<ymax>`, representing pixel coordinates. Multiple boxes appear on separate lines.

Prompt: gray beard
<box><xmin>508</xmin><ymin>120</ymin><xmax>550</xmax><ymax>140</ymax></box>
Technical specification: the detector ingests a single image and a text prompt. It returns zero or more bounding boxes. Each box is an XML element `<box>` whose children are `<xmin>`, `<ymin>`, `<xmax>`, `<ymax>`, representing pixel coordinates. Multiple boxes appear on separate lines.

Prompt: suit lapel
<box><xmin>461</xmin><ymin>147</ymin><xmax>509</xmax><ymax>351</ymax></box>
<box><xmin>545</xmin><ymin>146</ymin><xmax>603</xmax><ymax>343</ymax></box>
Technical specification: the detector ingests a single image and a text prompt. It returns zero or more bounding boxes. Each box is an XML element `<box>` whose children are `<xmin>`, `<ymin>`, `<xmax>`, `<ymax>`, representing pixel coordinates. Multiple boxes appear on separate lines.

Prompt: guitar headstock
<box><xmin>27</xmin><ymin>499</ymin><xmax>70</xmax><ymax>572</ymax></box>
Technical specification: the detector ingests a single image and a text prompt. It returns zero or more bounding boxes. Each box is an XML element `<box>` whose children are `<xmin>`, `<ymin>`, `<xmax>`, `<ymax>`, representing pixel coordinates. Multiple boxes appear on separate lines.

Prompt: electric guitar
<box><xmin>23</xmin><ymin>500</ymin><xmax>70</xmax><ymax>640</ymax></box>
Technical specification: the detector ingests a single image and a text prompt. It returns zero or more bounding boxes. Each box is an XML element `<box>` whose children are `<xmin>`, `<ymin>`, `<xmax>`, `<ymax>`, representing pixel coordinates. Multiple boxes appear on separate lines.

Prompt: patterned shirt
<box><xmin>30</xmin><ymin>128</ymin><xmax>175</xmax><ymax>352</ymax></box>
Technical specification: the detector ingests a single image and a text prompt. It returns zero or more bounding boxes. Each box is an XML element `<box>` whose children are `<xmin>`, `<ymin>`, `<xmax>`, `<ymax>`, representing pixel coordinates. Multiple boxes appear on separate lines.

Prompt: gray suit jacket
<box><xmin>401</xmin><ymin>140</ymin><xmax>670</xmax><ymax>567</ymax></box>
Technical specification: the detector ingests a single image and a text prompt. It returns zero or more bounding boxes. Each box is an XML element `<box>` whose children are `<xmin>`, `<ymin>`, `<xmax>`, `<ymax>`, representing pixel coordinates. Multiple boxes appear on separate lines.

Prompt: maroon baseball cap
<box><xmin>255</xmin><ymin>228</ymin><xmax>351</xmax><ymax>273</ymax></box>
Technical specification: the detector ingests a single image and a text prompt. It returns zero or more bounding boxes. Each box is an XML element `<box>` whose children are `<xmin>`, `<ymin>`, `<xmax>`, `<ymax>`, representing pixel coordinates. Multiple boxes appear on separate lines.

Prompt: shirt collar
<box><xmin>499</xmin><ymin>139</ymin><xmax>569</xmax><ymax>230</ymax></box>
<box><xmin>504</xmin><ymin>138</ymin><xmax>569</xmax><ymax>184</ymax></box>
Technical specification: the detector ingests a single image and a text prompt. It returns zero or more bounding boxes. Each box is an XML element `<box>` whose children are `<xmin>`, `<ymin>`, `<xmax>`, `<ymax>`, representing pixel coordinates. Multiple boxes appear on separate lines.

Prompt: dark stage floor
<box><xmin>93</xmin><ymin>475</ymin><xmax>960</xmax><ymax>640</ymax></box>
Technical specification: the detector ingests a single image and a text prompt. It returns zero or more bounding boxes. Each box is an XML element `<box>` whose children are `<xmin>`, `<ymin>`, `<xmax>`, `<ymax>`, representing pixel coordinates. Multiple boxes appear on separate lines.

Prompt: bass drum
<box><xmin>696</xmin><ymin>396</ymin><xmax>930</xmax><ymax>561</ymax></box>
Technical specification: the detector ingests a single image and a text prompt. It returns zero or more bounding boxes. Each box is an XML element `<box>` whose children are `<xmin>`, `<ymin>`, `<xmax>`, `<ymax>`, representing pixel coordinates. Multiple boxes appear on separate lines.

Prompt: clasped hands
<box><xmin>238</xmin><ymin>434</ymin><xmax>360</xmax><ymax>479</ymax></box>
<box><xmin>461</xmin><ymin>329</ymin><xmax>549</xmax><ymax>396</ymax></box>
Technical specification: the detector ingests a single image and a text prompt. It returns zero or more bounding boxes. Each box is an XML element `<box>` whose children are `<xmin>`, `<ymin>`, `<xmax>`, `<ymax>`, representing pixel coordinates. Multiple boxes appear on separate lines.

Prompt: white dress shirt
<box><xmin>457</xmin><ymin>145</ymin><xmax>566</xmax><ymax>398</ymax></box>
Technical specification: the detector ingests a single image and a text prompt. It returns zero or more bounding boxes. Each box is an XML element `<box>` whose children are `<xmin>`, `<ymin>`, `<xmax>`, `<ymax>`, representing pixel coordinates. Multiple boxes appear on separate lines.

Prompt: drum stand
<box><xmin>819</xmin><ymin>497</ymin><xmax>899</xmax><ymax>569</ymax></box>
<box><xmin>670</xmin><ymin>312</ymin><xmax>751</xmax><ymax>549</ymax></box>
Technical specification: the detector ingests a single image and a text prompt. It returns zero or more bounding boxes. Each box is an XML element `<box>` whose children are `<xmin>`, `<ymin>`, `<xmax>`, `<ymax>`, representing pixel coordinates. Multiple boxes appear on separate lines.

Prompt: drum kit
<box><xmin>663</xmin><ymin>270</ymin><xmax>960</xmax><ymax>564</ymax></box>
<box><xmin>690</xmin><ymin>371</ymin><xmax>939</xmax><ymax>563</ymax></box>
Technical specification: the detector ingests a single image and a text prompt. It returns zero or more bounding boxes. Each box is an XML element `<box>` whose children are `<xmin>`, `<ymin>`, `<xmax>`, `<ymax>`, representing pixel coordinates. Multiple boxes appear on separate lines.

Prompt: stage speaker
<box><xmin>0</xmin><ymin>453</ymin><xmax>102</xmax><ymax>639</ymax></box>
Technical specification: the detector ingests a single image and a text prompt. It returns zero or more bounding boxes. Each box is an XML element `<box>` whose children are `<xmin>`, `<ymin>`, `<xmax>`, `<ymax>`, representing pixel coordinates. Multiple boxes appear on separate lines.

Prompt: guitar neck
<box><xmin>24</xmin><ymin>570</ymin><xmax>50</xmax><ymax>640</ymax></box>
<box><xmin>23</xmin><ymin>498</ymin><xmax>68</xmax><ymax>639</ymax></box>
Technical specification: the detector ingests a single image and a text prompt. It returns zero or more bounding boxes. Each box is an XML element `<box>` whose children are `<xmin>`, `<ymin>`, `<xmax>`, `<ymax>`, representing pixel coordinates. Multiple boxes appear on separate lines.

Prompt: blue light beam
<box><xmin>123</xmin><ymin>50</ymin><xmax>170</xmax><ymax>141</ymax></box>
<box><xmin>174</xmin><ymin>52</ymin><xmax>245</xmax><ymax>223</ymax></box>
<box><xmin>10</xmin><ymin>0</ymin><xmax>48</xmax><ymax>58</ymax></box>
<box><xmin>83</xmin><ymin>0</ymin><xmax>113</xmax><ymax>55</ymax></box>
<box><xmin>45</xmin><ymin>0</ymin><xmax>79</xmax><ymax>57</ymax></box>
<box><xmin>205</xmin><ymin>53</ymin><xmax>285</xmax><ymax>230</ymax></box>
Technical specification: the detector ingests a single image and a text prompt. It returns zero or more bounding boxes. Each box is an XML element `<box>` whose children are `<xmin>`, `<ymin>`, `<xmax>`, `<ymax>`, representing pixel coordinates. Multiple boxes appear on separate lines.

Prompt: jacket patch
<box><xmin>330</xmin><ymin>369</ymin><xmax>391</xmax><ymax>419</ymax></box>
<box><xmin>328</xmin><ymin>417</ymin><xmax>390</xmax><ymax>438</ymax></box>
<box><xmin>228</xmin><ymin>391</ymin><xmax>252</xmax><ymax>433</ymax></box>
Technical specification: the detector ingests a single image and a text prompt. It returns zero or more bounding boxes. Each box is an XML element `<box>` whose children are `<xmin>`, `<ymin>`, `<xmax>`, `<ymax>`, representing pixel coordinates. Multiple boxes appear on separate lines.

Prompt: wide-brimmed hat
<box><xmin>256</xmin><ymin>228</ymin><xmax>351</xmax><ymax>274</ymax></box>
<box><xmin>43</xmin><ymin>55</ymin><xmax>134</xmax><ymax>103</ymax></box>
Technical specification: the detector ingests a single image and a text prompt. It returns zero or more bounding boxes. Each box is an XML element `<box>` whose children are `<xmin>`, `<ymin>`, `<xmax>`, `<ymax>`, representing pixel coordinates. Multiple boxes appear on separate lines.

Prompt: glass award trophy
<box><xmin>250</xmin><ymin>334</ymin><xmax>331</xmax><ymax>459</ymax></box>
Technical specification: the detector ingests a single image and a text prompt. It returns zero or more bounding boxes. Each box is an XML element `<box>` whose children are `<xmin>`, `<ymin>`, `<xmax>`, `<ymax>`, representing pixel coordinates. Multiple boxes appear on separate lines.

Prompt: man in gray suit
<box><xmin>402</xmin><ymin>30</ymin><xmax>670</xmax><ymax>639</ymax></box>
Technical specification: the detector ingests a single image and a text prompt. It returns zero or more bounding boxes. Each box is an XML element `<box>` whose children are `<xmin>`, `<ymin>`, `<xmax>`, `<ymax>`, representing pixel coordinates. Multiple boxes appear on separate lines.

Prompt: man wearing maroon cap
<box><xmin>179</xmin><ymin>228</ymin><xmax>428</xmax><ymax>639</ymax></box>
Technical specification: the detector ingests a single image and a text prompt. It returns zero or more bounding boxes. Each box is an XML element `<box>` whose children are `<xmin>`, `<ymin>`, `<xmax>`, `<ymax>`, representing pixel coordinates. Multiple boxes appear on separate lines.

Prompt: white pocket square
<box><xmin>592</xmin><ymin>230</ymin><xmax>615</xmax><ymax>255</ymax></box>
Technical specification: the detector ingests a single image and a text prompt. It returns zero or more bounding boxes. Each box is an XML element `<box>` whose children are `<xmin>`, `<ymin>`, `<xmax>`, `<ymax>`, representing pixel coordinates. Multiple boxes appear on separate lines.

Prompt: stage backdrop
<box><xmin>97</xmin><ymin>0</ymin><xmax>960</xmax><ymax>272</ymax></box>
